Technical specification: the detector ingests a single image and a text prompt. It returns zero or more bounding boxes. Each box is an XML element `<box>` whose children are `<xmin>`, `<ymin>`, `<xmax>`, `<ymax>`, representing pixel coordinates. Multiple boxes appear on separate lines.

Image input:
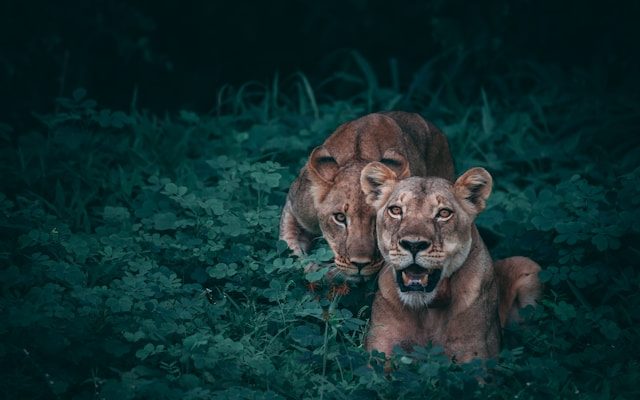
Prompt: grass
<box><xmin>0</xmin><ymin>52</ymin><xmax>639</xmax><ymax>399</ymax></box>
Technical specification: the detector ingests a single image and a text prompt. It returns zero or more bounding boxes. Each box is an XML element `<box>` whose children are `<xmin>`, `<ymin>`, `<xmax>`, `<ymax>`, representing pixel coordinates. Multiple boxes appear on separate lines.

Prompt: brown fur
<box><xmin>279</xmin><ymin>112</ymin><xmax>454</xmax><ymax>282</ymax></box>
<box><xmin>495</xmin><ymin>256</ymin><xmax>542</xmax><ymax>327</ymax></box>
<box><xmin>363</xmin><ymin>165</ymin><xmax>509</xmax><ymax>362</ymax></box>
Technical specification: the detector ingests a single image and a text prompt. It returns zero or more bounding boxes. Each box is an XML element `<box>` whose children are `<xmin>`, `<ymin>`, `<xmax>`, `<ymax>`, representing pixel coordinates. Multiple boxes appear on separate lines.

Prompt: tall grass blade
<box><xmin>296</xmin><ymin>72</ymin><xmax>319</xmax><ymax>119</ymax></box>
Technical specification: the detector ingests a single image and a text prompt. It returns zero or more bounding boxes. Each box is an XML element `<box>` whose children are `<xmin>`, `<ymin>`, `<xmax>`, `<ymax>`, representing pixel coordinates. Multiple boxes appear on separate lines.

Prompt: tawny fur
<box><xmin>368</xmin><ymin>228</ymin><xmax>500</xmax><ymax>362</ymax></box>
<box><xmin>362</xmin><ymin>165</ymin><xmax>541</xmax><ymax>362</ymax></box>
<box><xmin>279</xmin><ymin>112</ymin><xmax>454</xmax><ymax>282</ymax></box>
<box><xmin>494</xmin><ymin>256</ymin><xmax>542</xmax><ymax>327</ymax></box>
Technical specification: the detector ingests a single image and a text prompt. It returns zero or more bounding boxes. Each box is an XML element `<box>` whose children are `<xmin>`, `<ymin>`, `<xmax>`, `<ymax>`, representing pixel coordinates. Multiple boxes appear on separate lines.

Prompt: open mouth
<box><xmin>396</xmin><ymin>264</ymin><xmax>442</xmax><ymax>293</ymax></box>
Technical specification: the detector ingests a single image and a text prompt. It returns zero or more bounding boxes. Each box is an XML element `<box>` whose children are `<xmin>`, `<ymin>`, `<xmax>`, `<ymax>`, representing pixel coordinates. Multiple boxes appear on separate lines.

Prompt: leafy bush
<box><xmin>1</xmin><ymin>58</ymin><xmax>639</xmax><ymax>399</ymax></box>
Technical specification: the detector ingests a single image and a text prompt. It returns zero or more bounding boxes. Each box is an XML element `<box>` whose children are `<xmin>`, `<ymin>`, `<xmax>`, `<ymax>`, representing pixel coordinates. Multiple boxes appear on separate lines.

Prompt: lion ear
<box><xmin>453</xmin><ymin>167</ymin><xmax>493</xmax><ymax>215</ymax></box>
<box><xmin>361</xmin><ymin>162</ymin><xmax>399</xmax><ymax>209</ymax></box>
<box><xmin>380</xmin><ymin>149</ymin><xmax>411</xmax><ymax>180</ymax></box>
<box><xmin>307</xmin><ymin>146</ymin><xmax>339</xmax><ymax>184</ymax></box>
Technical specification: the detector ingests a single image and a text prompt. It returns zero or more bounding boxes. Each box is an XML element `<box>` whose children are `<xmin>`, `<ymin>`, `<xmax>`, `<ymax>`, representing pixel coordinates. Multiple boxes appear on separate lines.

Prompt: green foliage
<box><xmin>1</xmin><ymin>57</ymin><xmax>639</xmax><ymax>399</ymax></box>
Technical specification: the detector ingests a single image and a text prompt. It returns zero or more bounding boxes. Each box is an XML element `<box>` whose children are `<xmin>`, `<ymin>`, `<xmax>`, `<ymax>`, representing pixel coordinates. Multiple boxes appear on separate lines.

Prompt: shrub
<box><xmin>1</xmin><ymin>61</ymin><xmax>638</xmax><ymax>399</ymax></box>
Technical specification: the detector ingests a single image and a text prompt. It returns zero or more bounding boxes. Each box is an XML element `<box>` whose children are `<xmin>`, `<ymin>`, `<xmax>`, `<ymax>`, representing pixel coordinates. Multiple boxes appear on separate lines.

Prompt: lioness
<box><xmin>361</xmin><ymin>163</ymin><xmax>540</xmax><ymax>362</ymax></box>
<box><xmin>279</xmin><ymin>112</ymin><xmax>454</xmax><ymax>282</ymax></box>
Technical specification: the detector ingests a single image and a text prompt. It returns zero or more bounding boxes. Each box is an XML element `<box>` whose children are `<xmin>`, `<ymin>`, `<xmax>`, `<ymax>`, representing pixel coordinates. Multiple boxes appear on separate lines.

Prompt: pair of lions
<box><xmin>280</xmin><ymin>112</ymin><xmax>454</xmax><ymax>281</ymax></box>
<box><xmin>280</xmin><ymin>112</ymin><xmax>541</xmax><ymax>362</ymax></box>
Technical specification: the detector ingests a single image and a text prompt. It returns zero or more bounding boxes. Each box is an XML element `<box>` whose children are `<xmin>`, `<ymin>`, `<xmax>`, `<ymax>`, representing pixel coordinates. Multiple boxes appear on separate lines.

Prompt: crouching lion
<box><xmin>279</xmin><ymin>112</ymin><xmax>454</xmax><ymax>282</ymax></box>
<box><xmin>361</xmin><ymin>162</ymin><xmax>541</xmax><ymax>362</ymax></box>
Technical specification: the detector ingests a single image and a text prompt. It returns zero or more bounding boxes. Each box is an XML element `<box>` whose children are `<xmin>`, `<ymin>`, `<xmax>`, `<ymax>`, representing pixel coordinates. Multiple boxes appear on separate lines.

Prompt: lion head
<box><xmin>305</xmin><ymin>146</ymin><xmax>411</xmax><ymax>282</ymax></box>
<box><xmin>361</xmin><ymin>162</ymin><xmax>493</xmax><ymax>307</ymax></box>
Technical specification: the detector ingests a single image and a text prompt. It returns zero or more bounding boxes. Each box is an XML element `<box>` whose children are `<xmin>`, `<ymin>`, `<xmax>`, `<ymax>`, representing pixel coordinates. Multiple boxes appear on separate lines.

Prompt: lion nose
<box><xmin>350</xmin><ymin>258</ymin><xmax>372</xmax><ymax>272</ymax></box>
<box><xmin>399</xmin><ymin>239</ymin><xmax>430</xmax><ymax>257</ymax></box>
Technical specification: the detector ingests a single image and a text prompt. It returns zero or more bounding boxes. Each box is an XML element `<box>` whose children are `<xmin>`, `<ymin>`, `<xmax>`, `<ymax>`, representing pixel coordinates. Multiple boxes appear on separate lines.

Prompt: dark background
<box><xmin>2</xmin><ymin>2</ymin><xmax>640</xmax><ymax>398</ymax></box>
<box><xmin>1</xmin><ymin>0</ymin><xmax>639</xmax><ymax>123</ymax></box>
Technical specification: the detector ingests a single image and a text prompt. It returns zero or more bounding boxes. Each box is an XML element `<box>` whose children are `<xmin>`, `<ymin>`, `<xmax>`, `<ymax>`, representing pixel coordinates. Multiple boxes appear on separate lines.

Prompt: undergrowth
<box><xmin>1</xmin><ymin>53</ymin><xmax>639</xmax><ymax>399</ymax></box>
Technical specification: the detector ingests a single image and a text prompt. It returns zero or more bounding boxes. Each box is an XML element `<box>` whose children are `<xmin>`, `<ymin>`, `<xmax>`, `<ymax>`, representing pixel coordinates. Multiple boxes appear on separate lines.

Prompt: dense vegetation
<box><xmin>1</xmin><ymin>50</ymin><xmax>639</xmax><ymax>399</ymax></box>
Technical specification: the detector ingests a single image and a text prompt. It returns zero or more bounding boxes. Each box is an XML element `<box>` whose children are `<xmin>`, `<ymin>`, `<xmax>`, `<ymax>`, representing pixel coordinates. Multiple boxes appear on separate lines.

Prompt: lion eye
<box><xmin>333</xmin><ymin>213</ymin><xmax>347</xmax><ymax>224</ymax></box>
<box><xmin>388</xmin><ymin>206</ymin><xmax>402</xmax><ymax>217</ymax></box>
<box><xmin>437</xmin><ymin>208</ymin><xmax>453</xmax><ymax>219</ymax></box>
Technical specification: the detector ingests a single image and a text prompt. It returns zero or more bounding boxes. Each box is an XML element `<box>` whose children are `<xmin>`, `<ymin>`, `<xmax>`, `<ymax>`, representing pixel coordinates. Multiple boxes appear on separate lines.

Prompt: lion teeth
<box><xmin>402</xmin><ymin>270</ymin><xmax>429</xmax><ymax>287</ymax></box>
<box><xmin>402</xmin><ymin>271</ymin><xmax>411</xmax><ymax>286</ymax></box>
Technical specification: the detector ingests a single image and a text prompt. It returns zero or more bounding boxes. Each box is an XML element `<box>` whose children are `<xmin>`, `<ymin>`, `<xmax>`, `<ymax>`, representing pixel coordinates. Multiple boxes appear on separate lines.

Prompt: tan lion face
<box><xmin>361</xmin><ymin>163</ymin><xmax>492</xmax><ymax>307</ymax></box>
<box><xmin>310</xmin><ymin>162</ymin><xmax>382</xmax><ymax>282</ymax></box>
<box><xmin>307</xmin><ymin>147</ymin><xmax>411</xmax><ymax>283</ymax></box>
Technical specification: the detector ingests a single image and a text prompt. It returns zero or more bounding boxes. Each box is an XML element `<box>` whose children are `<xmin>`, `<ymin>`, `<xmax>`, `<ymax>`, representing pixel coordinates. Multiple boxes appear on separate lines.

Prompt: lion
<box><xmin>279</xmin><ymin>112</ymin><xmax>455</xmax><ymax>283</ymax></box>
<box><xmin>361</xmin><ymin>162</ymin><xmax>541</xmax><ymax>362</ymax></box>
